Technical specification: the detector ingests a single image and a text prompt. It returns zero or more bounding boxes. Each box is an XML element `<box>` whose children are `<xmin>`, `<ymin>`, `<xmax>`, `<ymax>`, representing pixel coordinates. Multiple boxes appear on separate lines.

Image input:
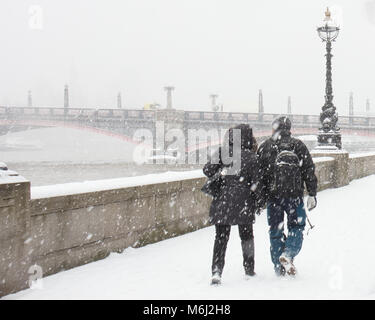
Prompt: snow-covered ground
<box><xmin>4</xmin><ymin>175</ymin><xmax>375</xmax><ymax>300</ymax></box>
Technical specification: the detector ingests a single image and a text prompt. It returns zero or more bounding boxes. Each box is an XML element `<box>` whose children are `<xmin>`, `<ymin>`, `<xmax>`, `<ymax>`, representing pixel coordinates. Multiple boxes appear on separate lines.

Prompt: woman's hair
<box><xmin>225</xmin><ymin>123</ymin><xmax>254</xmax><ymax>151</ymax></box>
<box><xmin>252</xmin><ymin>136</ymin><xmax>258</xmax><ymax>152</ymax></box>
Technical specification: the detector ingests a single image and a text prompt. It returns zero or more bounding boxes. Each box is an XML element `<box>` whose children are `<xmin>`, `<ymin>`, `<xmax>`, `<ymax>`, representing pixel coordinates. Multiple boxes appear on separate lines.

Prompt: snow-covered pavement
<box><xmin>5</xmin><ymin>175</ymin><xmax>375</xmax><ymax>300</ymax></box>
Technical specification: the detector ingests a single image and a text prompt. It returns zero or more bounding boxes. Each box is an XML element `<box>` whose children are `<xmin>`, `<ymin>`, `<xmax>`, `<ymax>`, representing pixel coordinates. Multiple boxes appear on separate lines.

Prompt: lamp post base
<box><xmin>317</xmin><ymin>130</ymin><xmax>342</xmax><ymax>150</ymax></box>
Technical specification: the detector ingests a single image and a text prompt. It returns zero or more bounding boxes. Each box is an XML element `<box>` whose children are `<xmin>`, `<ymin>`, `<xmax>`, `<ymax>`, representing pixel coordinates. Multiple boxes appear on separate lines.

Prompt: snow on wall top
<box><xmin>0</xmin><ymin>175</ymin><xmax>28</xmax><ymax>185</ymax></box>
<box><xmin>31</xmin><ymin>170</ymin><xmax>205</xmax><ymax>199</ymax></box>
<box><xmin>311</xmin><ymin>148</ymin><xmax>349</xmax><ymax>154</ymax></box>
<box><xmin>312</xmin><ymin>157</ymin><xmax>335</xmax><ymax>163</ymax></box>
<box><xmin>349</xmin><ymin>152</ymin><xmax>375</xmax><ymax>159</ymax></box>
<box><xmin>30</xmin><ymin>156</ymin><xmax>335</xmax><ymax>200</ymax></box>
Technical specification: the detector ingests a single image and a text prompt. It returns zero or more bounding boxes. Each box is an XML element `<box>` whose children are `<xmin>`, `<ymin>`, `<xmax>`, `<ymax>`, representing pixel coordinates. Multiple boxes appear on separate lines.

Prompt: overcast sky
<box><xmin>1</xmin><ymin>0</ymin><xmax>375</xmax><ymax>115</ymax></box>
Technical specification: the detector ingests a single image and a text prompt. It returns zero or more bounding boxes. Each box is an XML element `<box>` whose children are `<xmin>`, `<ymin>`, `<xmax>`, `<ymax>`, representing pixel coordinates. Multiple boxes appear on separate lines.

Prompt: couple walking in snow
<box><xmin>202</xmin><ymin>116</ymin><xmax>318</xmax><ymax>285</ymax></box>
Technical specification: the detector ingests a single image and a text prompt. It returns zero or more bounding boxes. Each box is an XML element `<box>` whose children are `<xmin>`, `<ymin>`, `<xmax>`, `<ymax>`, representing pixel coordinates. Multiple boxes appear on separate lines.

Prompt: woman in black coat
<box><xmin>203</xmin><ymin>124</ymin><xmax>264</xmax><ymax>285</ymax></box>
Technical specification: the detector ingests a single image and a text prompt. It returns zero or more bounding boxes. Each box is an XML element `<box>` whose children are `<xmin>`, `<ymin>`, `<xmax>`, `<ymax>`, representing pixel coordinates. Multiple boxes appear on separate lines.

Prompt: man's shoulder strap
<box><xmin>274</xmin><ymin>138</ymin><xmax>299</xmax><ymax>158</ymax></box>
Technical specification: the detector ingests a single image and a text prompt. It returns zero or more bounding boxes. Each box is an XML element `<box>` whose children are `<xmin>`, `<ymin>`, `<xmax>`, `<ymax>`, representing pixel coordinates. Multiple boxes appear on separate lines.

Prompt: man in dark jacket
<box><xmin>203</xmin><ymin>124</ymin><xmax>264</xmax><ymax>285</ymax></box>
<box><xmin>257</xmin><ymin>116</ymin><xmax>318</xmax><ymax>277</ymax></box>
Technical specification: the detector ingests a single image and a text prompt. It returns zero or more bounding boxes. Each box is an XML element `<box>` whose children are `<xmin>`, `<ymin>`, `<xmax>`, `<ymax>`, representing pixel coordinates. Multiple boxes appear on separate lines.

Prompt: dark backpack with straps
<box><xmin>271</xmin><ymin>141</ymin><xmax>302</xmax><ymax>198</ymax></box>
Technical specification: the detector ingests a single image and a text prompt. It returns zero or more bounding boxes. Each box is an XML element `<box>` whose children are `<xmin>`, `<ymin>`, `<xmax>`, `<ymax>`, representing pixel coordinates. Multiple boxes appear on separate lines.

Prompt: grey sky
<box><xmin>0</xmin><ymin>0</ymin><xmax>375</xmax><ymax>115</ymax></box>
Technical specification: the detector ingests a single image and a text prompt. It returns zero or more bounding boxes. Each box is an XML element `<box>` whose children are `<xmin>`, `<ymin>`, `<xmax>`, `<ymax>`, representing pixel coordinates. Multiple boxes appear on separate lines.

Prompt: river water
<box><xmin>1</xmin><ymin>127</ymin><xmax>375</xmax><ymax>187</ymax></box>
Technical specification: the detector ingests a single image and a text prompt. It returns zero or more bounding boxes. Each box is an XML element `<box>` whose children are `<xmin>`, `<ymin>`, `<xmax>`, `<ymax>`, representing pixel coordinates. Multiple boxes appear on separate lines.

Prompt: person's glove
<box><xmin>307</xmin><ymin>196</ymin><xmax>317</xmax><ymax>211</ymax></box>
<box><xmin>254</xmin><ymin>198</ymin><xmax>266</xmax><ymax>216</ymax></box>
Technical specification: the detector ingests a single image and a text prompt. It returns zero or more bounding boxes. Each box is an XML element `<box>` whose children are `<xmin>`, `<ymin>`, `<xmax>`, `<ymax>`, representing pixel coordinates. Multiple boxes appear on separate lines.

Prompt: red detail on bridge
<box><xmin>0</xmin><ymin>119</ymin><xmax>141</xmax><ymax>145</ymax></box>
<box><xmin>2</xmin><ymin>119</ymin><xmax>374</xmax><ymax>154</ymax></box>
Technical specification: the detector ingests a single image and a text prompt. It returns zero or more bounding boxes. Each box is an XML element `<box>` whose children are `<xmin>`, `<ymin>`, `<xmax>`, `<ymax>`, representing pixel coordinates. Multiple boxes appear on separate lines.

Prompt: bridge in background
<box><xmin>2</xmin><ymin>107</ymin><xmax>375</xmax><ymax>154</ymax></box>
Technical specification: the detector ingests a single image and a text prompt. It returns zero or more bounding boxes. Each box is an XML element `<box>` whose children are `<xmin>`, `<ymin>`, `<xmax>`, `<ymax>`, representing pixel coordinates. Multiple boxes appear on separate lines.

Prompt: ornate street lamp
<box><xmin>317</xmin><ymin>8</ymin><xmax>342</xmax><ymax>149</ymax></box>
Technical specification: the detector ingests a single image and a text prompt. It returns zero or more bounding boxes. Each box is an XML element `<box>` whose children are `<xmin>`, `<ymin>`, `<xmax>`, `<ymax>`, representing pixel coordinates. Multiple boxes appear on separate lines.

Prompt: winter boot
<box><xmin>279</xmin><ymin>254</ymin><xmax>297</xmax><ymax>276</ymax></box>
<box><xmin>245</xmin><ymin>270</ymin><xmax>256</xmax><ymax>277</ymax></box>
<box><xmin>244</xmin><ymin>270</ymin><xmax>256</xmax><ymax>280</ymax></box>
<box><xmin>211</xmin><ymin>272</ymin><xmax>222</xmax><ymax>286</ymax></box>
<box><xmin>241</xmin><ymin>239</ymin><xmax>255</xmax><ymax>277</ymax></box>
<box><xmin>274</xmin><ymin>264</ymin><xmax>286</xmax><ymax>277</ymax></box>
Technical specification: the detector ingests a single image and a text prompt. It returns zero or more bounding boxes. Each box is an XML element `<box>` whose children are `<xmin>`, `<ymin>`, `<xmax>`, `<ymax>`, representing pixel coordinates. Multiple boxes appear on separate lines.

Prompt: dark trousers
<box><xmin>212</xmin><ymin>224</ymin><xmax>254</xmax><ymax>276</ymax></box>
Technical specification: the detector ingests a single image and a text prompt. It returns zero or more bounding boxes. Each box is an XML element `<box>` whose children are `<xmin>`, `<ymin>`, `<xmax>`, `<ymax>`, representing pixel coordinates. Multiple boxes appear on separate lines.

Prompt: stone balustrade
<box><xmin>1</xmin><ymin>152</ymin><xmax>375</xmax><ymax>296</ymax></box>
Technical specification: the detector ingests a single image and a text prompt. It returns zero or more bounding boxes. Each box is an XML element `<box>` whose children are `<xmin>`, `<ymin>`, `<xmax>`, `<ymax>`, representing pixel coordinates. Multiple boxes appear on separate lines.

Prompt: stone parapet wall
<box><xmin>1</xmin><ymin>153</ymin><xmax>375</xmax><ymax>296</ymax></box>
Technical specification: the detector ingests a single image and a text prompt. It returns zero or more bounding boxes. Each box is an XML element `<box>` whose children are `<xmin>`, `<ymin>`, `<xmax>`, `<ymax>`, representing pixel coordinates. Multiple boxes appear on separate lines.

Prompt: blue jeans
<box><xmin>267</xmin><ymin>197</ymin><xmax>306</xmax><ymax>272</ymax></box>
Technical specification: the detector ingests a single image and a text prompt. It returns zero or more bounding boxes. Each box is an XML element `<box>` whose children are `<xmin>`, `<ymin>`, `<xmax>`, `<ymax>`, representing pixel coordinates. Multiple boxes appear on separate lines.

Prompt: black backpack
<box><xmin>271</xmin><ymin>141</ymin><xmax>302</xmax><ymax>197</ymax></box>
